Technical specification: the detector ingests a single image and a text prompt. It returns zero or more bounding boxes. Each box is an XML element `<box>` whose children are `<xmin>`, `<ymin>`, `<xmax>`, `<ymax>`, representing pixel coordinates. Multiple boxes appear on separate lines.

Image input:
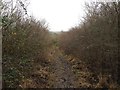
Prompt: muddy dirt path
<box><xmin>50</xmin><ymin>47</ymin><xmax>76</xmax><ymax>88</ymax></box>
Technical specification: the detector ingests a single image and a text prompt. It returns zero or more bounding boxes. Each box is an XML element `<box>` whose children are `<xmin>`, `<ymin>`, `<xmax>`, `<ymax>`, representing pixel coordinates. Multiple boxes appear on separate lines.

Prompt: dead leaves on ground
<box><xmin>19</xmin><ymin>65</ymin><xmax>51</xmax><ymax>88</ymax></box>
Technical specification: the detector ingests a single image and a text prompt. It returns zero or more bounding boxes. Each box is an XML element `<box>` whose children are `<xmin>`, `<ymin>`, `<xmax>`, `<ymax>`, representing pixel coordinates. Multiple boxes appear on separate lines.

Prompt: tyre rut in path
<box><xmin>51</xmin><ymin>48</ymin><xmax>76</xmax><ymax>88</ymax></box>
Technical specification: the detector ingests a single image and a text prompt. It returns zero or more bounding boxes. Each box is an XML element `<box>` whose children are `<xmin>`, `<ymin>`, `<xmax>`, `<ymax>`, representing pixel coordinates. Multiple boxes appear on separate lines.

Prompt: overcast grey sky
<box><xmin>27</xmin><ymin>0</ymin><xmax>89</xmax><ymax>32</ymax></box>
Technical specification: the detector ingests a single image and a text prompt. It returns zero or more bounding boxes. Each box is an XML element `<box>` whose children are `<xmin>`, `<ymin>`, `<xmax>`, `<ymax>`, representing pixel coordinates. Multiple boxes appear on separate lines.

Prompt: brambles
<box><xmin>2</xmin><ymin>0</ymin><xmax>51</xmax><ymax>88</ymax></box>
<box><xmin>59</xmin><ymin>2</ymin><xmax>119</xmax><ymax>88</ymax></box>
